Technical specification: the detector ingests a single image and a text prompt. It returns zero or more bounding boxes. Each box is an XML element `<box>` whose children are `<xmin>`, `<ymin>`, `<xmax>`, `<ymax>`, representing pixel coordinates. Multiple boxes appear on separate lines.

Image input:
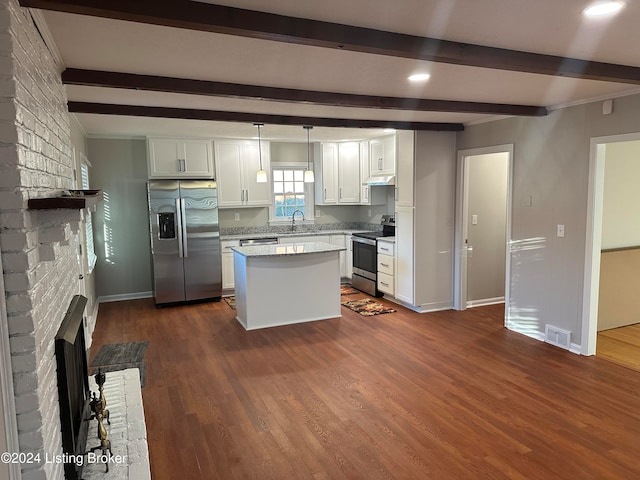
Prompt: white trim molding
<box><xmin>0</xmin><ymin>256</ymin><xmax>22</xmax><ymax>480</ymax></box>
<box><xmin>582</xmin><ymin>131</ymin><xmax>640</xmax><ymax>356</ymax></box>
<box><xmin>29</xmin><ymin>9</ymin><xmax>64</xmax><ymax>70</ymax></box>
<box><xmin>98</xmin><ymin>291</ymin><xmax>153</xmax><ymax>304</ymax></box>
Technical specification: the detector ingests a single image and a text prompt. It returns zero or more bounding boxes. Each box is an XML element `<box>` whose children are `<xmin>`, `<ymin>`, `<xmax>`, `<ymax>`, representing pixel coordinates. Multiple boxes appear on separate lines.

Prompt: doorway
<box><xmin>583</xmin><ymin>132</ymin><xmax>640</xmax><ymax>358</ymax></box>
<box><xmin>454</xmin><ymin>145</ymin><xmax>513</xmax><ymax>318</ymax></box>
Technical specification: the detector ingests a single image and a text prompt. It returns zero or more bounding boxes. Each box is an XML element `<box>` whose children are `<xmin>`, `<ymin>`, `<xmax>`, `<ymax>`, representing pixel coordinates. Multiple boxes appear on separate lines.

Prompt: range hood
<box><xmin>363</xmin><ymin>175</ymin><xmax>395</xmax><ymax>186</ymax></box>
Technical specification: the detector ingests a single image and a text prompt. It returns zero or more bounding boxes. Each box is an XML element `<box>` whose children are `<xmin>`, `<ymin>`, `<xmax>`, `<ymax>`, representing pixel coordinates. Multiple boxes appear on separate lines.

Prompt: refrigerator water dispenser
<box><xmin>158</xmin><ymin>212</ymin><xmax>176</xmax><ymax>239</ymax></box>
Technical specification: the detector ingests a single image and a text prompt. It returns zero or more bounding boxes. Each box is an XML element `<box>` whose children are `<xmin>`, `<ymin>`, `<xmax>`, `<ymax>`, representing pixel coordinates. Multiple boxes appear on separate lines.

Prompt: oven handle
<box><xmin>352</xmin><ymin>236</ymin><xmax>377</xmax><ymax>246</ymax></box>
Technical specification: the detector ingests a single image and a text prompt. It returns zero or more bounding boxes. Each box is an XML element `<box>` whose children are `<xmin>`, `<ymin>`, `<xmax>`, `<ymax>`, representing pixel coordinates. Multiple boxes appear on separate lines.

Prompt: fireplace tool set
<box><xmin>86</xmin><ymin>369</ymin><xmax>113</xmax><ymax>472</ymax></box>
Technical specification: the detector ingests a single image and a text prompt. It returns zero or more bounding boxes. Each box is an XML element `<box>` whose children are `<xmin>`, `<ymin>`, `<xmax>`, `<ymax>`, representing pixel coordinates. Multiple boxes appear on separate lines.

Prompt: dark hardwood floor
<box><xmin>90</xmin><ymin>294</ymin><xmax>640</xmax><ymax>479</ymax></box>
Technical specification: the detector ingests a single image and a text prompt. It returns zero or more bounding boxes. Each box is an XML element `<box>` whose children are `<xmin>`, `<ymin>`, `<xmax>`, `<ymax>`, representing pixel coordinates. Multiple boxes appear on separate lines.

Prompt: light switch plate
<box><xmin>472</xmin><ymin>214</ymin><xmax>478</xmax><ymax>225</ymax></box>
<box><xmin>557</xmin><ymin>224</ymin><xmax>565</xmax><ymax>237</ymax></box>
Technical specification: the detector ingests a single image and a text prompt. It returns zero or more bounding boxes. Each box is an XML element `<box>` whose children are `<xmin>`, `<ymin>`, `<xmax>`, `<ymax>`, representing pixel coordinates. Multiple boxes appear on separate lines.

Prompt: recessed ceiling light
<box><xmin>408</xmin><ymin>73</ymin><xmax>431</xmax><ymax>82</ymax></box>
<box><xmin>583</xmin><ymin>1</ymin><xmax>625</xmax><ymax>17</ymax></box>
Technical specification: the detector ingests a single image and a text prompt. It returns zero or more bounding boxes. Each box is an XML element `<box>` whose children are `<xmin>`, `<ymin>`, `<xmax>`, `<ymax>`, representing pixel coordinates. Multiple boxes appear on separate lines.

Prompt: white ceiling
<box><xmin>36</xmin><ymin>0</ymin><xmax>640</xmax><ymax>142</ymax></box>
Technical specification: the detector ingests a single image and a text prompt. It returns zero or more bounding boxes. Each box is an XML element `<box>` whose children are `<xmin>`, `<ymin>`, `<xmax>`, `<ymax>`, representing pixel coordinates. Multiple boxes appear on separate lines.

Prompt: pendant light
<box><xmin>254</xmin><ymin>123</ymin><xmax>267</xmax><ymax>183</ymax></box>
<box><xmin>303</xmin><ymin>125</ymin><xmax>315</xmax><ymax>183</ymax></box>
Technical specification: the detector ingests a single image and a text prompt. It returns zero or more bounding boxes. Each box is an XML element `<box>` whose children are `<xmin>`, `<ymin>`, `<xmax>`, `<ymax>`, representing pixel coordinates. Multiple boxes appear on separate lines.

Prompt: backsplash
<box><xmin>220</xmin><ymin>222</ymin><xmax>382</xmax><ymax>236</ymax></box>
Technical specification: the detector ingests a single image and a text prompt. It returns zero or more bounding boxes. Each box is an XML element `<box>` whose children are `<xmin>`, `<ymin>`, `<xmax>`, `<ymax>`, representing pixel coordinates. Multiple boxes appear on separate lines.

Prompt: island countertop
<box><xmin>231</xmin><ymin>241</ymin><xmax>346</xmax><ymax>258</ymax></box>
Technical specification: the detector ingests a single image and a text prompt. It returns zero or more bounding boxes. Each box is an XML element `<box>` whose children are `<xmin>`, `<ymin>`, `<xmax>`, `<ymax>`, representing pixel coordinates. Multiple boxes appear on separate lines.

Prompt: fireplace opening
<box><xmin>55</xmin><ymin>295</ymin><xmax>91</xmax><ymax>480</ymax></box>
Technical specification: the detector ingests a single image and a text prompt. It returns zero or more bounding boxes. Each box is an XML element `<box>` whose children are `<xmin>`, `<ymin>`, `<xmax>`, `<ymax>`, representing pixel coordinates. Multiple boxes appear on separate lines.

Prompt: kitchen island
<box><xmin>231</xmin><ymin>242</ymin><xmax>345</xmax><ymax>330</ymax></box>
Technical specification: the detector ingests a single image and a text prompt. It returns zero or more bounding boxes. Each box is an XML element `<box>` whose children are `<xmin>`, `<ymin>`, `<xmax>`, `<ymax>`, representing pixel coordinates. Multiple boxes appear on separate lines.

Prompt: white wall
<box><xmin>601</xmin><ymin>140</ymin><xmax>640</xmax><ymax>249</ymax></box>
<box><xmin>0</xmin><ymin>1</ymin><xmax>82</xmax><ymax>478</ymax></box>
<box><xmin>458</xmin><ymin>94</ymin><xmax>640</xmax><ymax>347</ymax></box>
<box><xmin>466</xmin><ymin>152</ymin><xmax>508</xmax><ymax>303</ymax></box>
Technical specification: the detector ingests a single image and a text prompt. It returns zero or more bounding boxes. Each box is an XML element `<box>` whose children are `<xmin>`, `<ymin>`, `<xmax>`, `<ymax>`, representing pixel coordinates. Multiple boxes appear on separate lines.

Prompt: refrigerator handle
<box><xmin>181</xmin><ymin>198</ymin><xmax>188</xmax><ymax>257</ymax></box>
<box><xmin>175</xmin><ymin>198</ymin><xmax>184</xmax><ymax>258</ymax></box>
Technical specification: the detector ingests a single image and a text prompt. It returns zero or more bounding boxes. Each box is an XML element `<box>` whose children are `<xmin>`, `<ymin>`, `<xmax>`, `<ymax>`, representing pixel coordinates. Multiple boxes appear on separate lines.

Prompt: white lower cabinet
<box><xmin>377</xmin><ymin>240</ymin><xmax>395</xmax><ymax>296</ymax></box>
<box><xmin>221</xmin><ymin>240</ymin><xmax>239</xmax><ymax>289</ymax></box>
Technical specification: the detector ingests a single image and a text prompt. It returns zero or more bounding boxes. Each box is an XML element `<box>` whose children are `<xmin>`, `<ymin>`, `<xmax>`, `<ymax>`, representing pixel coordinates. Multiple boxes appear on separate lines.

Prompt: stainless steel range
<box><xmin>351</xmin><ymin>214</ymin><xmax>395</xmax><ymax>296</ymax></box>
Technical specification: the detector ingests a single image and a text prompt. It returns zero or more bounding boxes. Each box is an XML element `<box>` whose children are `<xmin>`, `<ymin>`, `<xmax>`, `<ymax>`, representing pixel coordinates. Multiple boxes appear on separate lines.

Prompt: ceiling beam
<box><xmin>66</xmin><ymin>102</ymin><xmax>465</xmax><ymax>131</ymax></box>
<box><xmin>62</xmin><ymin>68</ymin><xmax>548</xmax><ymax>117</ymax></box>
<box><xmin>21</xmin><ymin>0</ymin><xmax>640</xmax><ymax>85</ymax></box>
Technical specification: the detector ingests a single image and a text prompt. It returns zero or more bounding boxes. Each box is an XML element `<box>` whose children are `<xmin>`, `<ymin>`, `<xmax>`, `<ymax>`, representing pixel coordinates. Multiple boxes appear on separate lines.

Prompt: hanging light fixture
<box><xmin>303</xmin><ymin>125</ymin><xmax>315</xmax><ymax>183</ymax></box>
<box><xmin>254</xmin><ymin>123</ymin><xmax>267</xmax><ymax>183</ymax></box>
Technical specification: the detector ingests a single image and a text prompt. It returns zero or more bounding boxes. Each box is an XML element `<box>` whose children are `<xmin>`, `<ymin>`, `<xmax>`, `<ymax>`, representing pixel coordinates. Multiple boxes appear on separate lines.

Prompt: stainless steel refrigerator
<box><xmin>148</xmin><ymin>180</ymin><xmax>222</xmax><ymax>305</ymax></box>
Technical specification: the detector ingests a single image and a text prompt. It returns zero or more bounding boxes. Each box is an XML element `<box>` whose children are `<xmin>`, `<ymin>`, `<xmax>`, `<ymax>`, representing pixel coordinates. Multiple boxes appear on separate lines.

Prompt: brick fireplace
<box><xmin>0</xmin><ymin>1</ymin><xmax>92</xmax><ymax>478</ymax></box>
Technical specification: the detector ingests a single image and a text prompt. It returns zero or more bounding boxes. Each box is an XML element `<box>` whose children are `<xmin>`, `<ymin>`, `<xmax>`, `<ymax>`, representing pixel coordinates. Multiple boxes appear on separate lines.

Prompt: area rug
<box><xmin>340</xmin><ymin>284</ymin><xmax>360</xmax><ymax>295</ymax></box>
<box><xmin>90</xmin><ymin>341</ymin><xmax>148</xmax><ymax>386</ymax></box>
<box><xmin>341</xmin><ymin>299</ymin><xmax>396</xmax><ymax>316</ymax></box>
<box><xmin>224</xmin><ymin>296</ymin><xmax>236</xmax><ymax>310</ymax></box>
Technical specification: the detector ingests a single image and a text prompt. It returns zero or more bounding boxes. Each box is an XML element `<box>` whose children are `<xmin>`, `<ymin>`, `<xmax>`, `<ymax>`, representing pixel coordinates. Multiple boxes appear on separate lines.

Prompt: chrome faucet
<box><xmin>291</xmin><ymin>209</ymin><xmax>305</xmax><ymax>232</ymax></box>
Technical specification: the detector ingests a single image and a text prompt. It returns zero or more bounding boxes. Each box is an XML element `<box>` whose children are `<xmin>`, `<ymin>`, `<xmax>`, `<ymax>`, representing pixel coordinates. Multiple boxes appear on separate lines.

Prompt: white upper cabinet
<box><xmin>316</xmin><ymin>143</ymin><xmax>338</xmax><ymax>204</ymax></box>
<box><xmin>214</xmin><ymin>139</ymin><xmax>271</xmax><ymax>208</ymax></box>
<box><xmin>148</xmin><ymin>137</ymin><xmax>214</xmax><ymax>179</ymax></box>
<box><xmin>316</xmin><ymin>142</ymin><xmax>360</xmax><ymax>205</ymax></box>
<box><xmin>369</xmin><ymin>135</ymin><xmax>396</xmax><ymax>176</ymax></box>
<box><xmin>337</xmin><ymin>142</ymin><xmax>360</xmax><ymax>204</ymax></box>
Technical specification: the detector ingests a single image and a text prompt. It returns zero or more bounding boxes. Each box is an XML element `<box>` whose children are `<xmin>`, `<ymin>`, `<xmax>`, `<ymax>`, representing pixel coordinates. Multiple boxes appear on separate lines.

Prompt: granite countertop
<box><xmin>231</xmin><ymin>241</ymin><xmax>346</xmax><ymax>257</ymax></box>
<box><xmin>221</xmin><ymin>229</ymin><xmax>372</xmax><ymax>241</ymax></box>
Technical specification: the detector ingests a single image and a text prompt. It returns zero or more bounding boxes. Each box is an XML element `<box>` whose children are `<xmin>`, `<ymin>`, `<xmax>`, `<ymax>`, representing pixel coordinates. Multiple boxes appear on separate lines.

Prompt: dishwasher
<box><xmin>239</xmin><ymin>237</ymin><xmax>279</xmax><ymax>246</ymax></box>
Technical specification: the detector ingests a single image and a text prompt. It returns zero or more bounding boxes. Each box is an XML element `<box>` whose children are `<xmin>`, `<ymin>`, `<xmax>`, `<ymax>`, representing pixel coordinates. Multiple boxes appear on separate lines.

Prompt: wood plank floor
<box><xmin>598</xmin><ymin>323</ymin><xmax>640</xmax><ymax>372</ymax></box>
<box><xmin>90</xmin><ymin>294</ymin><xmax>640</xmax><ymax>480</ymax></box>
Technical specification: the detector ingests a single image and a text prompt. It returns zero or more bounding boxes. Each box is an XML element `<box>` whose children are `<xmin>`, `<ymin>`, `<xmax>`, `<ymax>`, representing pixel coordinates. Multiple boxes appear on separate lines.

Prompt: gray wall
<box><xmin>467</xmin><ymin>152</ymin><xmax>508</xmax><ymax>302</ymax></box>
<box><xmin>88</xmin><ymin>138</ymin><xmax>152</xmax><ymax>298</ymax></box>
<box><xmin>457</xmin><ymin>93</ymin><xmax>640</xmax><ymax>345</ymax></box>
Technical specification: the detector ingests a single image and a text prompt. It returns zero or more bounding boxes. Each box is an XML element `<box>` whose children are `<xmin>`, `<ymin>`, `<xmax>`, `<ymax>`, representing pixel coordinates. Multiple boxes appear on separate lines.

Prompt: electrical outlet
<box><xmin>234</xmin><ymin>213</ymin><xmax>240</xmax><ymax>221</ymax></box>
<box><xmin>368</xmin><ymin>209</ymin><xmax>372</xmax><ymax>218</ymax></box>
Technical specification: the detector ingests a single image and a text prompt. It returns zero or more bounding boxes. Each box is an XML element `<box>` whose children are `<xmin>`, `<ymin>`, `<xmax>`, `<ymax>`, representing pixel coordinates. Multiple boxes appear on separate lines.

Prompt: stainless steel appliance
<box><xmin>148</xmin><ymin>180</ymin><xmax>222</xmax><ymax>305</ymax></box>
<box><xmin>352</xmin><ymin>214</ymin><xmax>395</xmax><ymax>296</ymax></box>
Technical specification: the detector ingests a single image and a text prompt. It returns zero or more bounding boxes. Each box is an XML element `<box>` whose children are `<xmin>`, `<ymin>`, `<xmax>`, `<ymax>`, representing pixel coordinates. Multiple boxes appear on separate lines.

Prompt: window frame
<box><xmin>80</xmin><ymin>161</ymin><xmax>98</xmax><ymax>273</ymax></box>
<box><xmin>268</xmin><ymin>162</ymin><xmax>315</xmax><ymax>225</ymax></box>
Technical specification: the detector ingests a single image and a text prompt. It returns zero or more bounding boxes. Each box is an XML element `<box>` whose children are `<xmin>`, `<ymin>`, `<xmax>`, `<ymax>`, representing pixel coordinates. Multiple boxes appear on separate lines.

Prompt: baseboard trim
<box><xmin>382</xmin><ymin>296</ymin><xmax>452</xmax><ymax>314</ymax></box>
<box><xmin>467</xmin><ymin>296</ymin><xmax>505</xmax><ymax>308</ymax></box>
<box><xmin>98</xmin><ymin>291</ymin><xmax>153</xmax><ymax>304</ymax></box>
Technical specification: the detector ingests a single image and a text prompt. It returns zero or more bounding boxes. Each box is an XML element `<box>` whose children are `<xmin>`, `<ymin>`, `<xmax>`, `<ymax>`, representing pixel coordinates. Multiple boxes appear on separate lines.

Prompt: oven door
<box><xmin>352</xmin><ymin>237</ymin><xmax>377</xmax><ymax>280</ymax></box>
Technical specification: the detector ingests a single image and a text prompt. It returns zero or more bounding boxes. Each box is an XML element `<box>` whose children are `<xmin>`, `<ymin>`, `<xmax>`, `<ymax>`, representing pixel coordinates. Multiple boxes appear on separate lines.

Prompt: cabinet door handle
<box><xmin>245</xmin><ymin>189</ymin><xmax>249</xmax><ymax>202</ymax></box>
<box><xmin>380</xmin><ymin>263</ymin><xmax>389</xmax><ymax>267</ymax></box>
<box><xmin>181</xmin><ymin>159</ymin><xmax>186</xmax><ymax>171</ymax></box>
<box><xmin>365</xmin><ymin>186</ymin><xmax>368</xmax><ymax>201</ymax></box>
<box><xmin>378</xmin><ymin>158</ymin><xmax>382</xmax><ymax>170</ymax></box>
<box><xmin>177</xmin><ymin>159</ymin><xmax>182</xmax><ymax>172</ymax></box>
<box><xmin>380</xmin><ymin>247</ymin><xmax>390</xmax><ymax>252</ymax></box>
<box><xmin>339</xmin><ymin>188</ymin><xmax>342</xmax><ymax>199</ymax></box>
<box><xmin>241</xmin><ymin>189</ymin><xmax>245</xmax><ymax>202</ymax></box>
<box><xmin>381</xmin><ymin>281</ymin><xmax>389</xmax><ymax>287</ymax></box>
<box><xmin>324</xmin><ymin>188</ymin><xmax>327</xmax><ymax>200</ymax></box>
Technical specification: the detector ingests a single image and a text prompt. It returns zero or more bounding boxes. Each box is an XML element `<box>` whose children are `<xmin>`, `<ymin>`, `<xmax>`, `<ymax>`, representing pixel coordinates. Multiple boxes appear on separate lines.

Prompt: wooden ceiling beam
<box><xmin>20</xmin><ymin>0</ymin><xmax>640</xmax><ymax>85</ymax></box>
<box><xmin>62</xmin><ymin>68</ymin><xmax>548</xmax><ymax>117</ymax></box>
<box><xmin>66</xmin><ymin>102</ymin><xmax>465</xmax><ymax>131</ymax></box>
